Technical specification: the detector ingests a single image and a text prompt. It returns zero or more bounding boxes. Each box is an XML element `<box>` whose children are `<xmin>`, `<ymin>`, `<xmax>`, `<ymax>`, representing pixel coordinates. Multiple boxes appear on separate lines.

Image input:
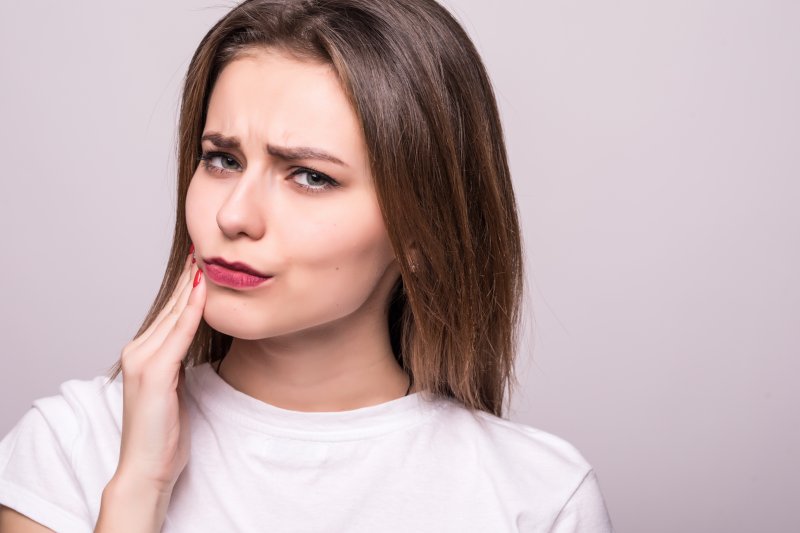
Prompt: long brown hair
<box><xmin>106</xmin><ymin>0</ymin><xmax>524</xmax><ymax>418</ymax></box>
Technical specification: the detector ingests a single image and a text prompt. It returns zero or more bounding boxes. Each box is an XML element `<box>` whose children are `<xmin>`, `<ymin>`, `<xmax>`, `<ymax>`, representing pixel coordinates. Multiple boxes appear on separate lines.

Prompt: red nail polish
<box><xmin>193</xmin><ymin>269</ymin><xmax>203</xmax><ymax>287</ymax></box>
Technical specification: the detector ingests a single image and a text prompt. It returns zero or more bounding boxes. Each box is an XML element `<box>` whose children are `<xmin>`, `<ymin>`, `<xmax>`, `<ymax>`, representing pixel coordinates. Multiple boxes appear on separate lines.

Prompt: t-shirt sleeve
<box><xmin>0</xmin><ymin>395</ymin><xmax>93</xmax><ymax>533</ymax></box>
<box><xmin>549</xmin><ymin>470</ymin><xmax>614</xmax><ymax>533</ymax></box>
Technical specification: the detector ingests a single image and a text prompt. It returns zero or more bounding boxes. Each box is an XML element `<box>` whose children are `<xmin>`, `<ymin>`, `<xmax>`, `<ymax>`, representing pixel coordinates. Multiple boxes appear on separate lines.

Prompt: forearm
<box><xmin>94</xmin><ymin>476</ymin><xmax>173</xmax><ymax>533</ymax></box>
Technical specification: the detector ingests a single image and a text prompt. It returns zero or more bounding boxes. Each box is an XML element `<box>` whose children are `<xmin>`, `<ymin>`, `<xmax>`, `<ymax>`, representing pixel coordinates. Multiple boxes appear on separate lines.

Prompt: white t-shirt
<box><xmin>0</xmin><ymin>362</ymin><xmax>613</xmax><ymax>532</ymax></box>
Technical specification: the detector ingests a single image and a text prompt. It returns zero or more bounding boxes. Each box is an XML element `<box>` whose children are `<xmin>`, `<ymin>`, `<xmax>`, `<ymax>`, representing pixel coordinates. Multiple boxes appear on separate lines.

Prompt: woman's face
<box><xmin>185</xmin><ymin>47</ymin><xmax>399</xmax><ymax>340</ymax></box>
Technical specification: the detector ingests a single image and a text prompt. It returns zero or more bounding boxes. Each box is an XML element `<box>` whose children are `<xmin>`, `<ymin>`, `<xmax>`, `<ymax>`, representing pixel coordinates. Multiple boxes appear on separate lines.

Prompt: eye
<box><xmin>197</xmin><ymin>151</ymin><xmax>241</xmax><ymax>175</ymax></box>
<box><xmin>289</xmin><ymin>167</ymin><xmax>341</xmax><ymax>194</ymax></box>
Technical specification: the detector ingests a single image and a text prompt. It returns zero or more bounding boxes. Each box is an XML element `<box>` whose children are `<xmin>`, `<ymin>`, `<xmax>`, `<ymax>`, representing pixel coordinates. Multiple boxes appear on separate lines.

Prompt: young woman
<box><xmin>0</xmin><ymin>0</ymin><xmax>613</xmax><ymax>531</ymax></box>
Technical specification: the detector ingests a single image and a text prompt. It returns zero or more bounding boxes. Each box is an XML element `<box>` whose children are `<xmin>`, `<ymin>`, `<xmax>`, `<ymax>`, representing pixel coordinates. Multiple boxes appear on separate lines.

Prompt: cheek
<box><xmin>185</xmin><ymin>175</ymin><xmax>217</xmax><ymax>241</ymax></box>
<box><xmin>281</xmin><ymin>194</ymin><xmax>393</xmax><ymax>277</ymax></box>
<box><xmin>275</xmin><ymin>200</ymin><xmax>393</xmax><ymax>325</ymax></box>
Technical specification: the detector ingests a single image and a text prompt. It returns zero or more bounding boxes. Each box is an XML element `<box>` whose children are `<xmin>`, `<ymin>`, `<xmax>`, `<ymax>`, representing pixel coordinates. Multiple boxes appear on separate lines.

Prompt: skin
<box><xmin>0</xmin><ymin>45</ymin><xmax>417</xmax><ymax>533</ymax></box>
<box><xmin>0</xmin><ymin>505</ymin><xmax>53</xmax><ymax>532</ymax></box>
<box><xmin>185</xmin><ymin>47</ymin><xmax>411</xmax><ymax>412</ymax></box>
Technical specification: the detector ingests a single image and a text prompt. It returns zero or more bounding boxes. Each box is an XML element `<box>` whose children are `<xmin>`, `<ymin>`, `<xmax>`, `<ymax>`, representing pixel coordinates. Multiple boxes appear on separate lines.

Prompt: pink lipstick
<box><xmin>203</xmin><ymin>257</ymin><xmax>272</xmax><ymax>289</ymax></box>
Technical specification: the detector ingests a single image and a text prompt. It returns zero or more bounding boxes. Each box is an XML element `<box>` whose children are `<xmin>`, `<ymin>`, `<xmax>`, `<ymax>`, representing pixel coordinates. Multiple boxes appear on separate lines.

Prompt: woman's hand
<box><xmin>112</xmin><ymin>252</ymin><xmax>206</xmax><ymax>494</ymax></box>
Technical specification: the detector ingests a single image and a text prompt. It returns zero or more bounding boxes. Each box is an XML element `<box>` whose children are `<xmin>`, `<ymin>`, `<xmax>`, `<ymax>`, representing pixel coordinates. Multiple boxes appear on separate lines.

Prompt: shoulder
<box><xmin>433</xmin><ymin>398</ymin><xmax>593</xmax><ymax>479</ymax></box>
<box><xmin>0</xmin><ymin>373</ymin><xmax>123</xmax><ymax>533</ymax></box>
<box><xmin>1</xmin><ymin>374</ymin><xmax>122</xmax><ymax>454</ymax></box>
<box><xmin>29</xmin><ymin>374</ymin><xmax>123</xmax><ymax>445</ymax></box>
<box><xmin>424</xmin><ymin>397</ymin><xmax>613</xmax><ymax>528</ymax></box>
<box><xmin>427</xmin><ymin>399</ymin><xmax>614</xmax><ymax>530</ymax></box>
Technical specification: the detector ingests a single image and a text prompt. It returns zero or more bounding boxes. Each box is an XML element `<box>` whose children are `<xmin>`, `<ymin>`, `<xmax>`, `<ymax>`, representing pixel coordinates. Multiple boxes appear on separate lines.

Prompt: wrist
<box><xmin>96</xmin><ymin>474</ymin><xmax>174</xmax><ymax>533</ymax></box>
<box><xmin>106</xmin><ymin>467</ymin><xmax>177</xmax><ymax>497</ymax></box>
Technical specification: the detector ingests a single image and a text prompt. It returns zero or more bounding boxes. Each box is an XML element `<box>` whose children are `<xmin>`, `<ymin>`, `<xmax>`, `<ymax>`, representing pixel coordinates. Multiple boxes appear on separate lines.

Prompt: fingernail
<box><xmin>193</xmin><ymin>269</ymin><xmax>203</xmax><ymax>288</ymax></box>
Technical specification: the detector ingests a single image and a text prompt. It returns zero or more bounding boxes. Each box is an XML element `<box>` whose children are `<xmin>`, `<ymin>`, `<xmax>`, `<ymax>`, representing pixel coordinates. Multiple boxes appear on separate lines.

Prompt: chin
<box><xmin>203</xmin><ymin>297</ymin><xmax>367</xmax><ymax>342</ymax></box>
<box><xmin>201</xmin><ymin>297</ymin><xmax>319</xmax><ymax>341</ymax></box>
<box><xmin>203</xmin><ymin>305</ymin><xmax>272</xmax><ymax>339</ymax></box>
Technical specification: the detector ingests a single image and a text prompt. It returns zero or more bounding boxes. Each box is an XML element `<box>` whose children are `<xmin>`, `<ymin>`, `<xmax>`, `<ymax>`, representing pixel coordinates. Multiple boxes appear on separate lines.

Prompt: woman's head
<box><xmin>185</xmin><ymin>48</ymin><xmax>399</xmax><ymax>342</ymax></box>
<box><xmin>110</xmin><ymin>0</ymin><xmax>523</xmax><ymax>417</ymax></box>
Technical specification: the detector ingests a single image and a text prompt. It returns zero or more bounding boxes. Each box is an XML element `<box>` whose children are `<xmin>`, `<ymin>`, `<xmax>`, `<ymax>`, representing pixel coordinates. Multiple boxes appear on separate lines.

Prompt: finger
<box><xmin>136</xmin><ymin>264</ymin><xmax>204</xmax><ymax>366</ymax></box>
<box><xmin>145</xmin><ymin>268</ymin><xmax>207</xmax><ymax>380</ymax></box>
<box><xmin>139</xmin><ymin>268</ymin><xmax>206</xmax><ymax>389</ymax></box>
<box><xmin>173</xmin><ymin>264</ymin><xmax>199</xmax><ymax>315</ymax></box>
<box><xmin>123</xmin><ymin>268</ymin><xmax>199</xmax><ymax>390</ymax></box>
<box><xmin>129</xmin><ymin>255</ymin><xmax>192</xmax><ymax>349</ymax></box>
<box><xmin>122</xmin><ymin>261</ymin><xmax>194</xmax><ymax>370</ymax></box>
<box><xmin>146</xmin><ymin>254</ymin><xmax>194</xmax><ymax>329</ymax></box>
<box><xmin>129</xmin><ymin>254</ymin><xmax>194</xmax><ymax>348</ymax></box>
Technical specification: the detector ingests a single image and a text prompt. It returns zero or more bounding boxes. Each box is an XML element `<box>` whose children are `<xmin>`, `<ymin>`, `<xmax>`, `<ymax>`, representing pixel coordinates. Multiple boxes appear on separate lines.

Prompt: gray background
<box><xmin>1</xmin><ymin>1</ymin><xmax>797</xmax><ymax>531</ymax></box>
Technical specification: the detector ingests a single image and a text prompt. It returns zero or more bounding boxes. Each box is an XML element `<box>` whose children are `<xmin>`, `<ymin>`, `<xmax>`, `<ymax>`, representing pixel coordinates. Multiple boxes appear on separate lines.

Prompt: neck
<box><xmin>216</xmin><ymin>318</ymin><xmax>412</xmax><ymax>412</ymax></box>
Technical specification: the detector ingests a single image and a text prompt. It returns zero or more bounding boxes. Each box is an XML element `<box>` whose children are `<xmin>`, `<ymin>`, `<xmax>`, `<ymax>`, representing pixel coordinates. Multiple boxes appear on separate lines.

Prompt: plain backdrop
<box><xmin>1</xmin><ymin>1</ymin><xmax>798</xmax><ymax>531</ymax></box>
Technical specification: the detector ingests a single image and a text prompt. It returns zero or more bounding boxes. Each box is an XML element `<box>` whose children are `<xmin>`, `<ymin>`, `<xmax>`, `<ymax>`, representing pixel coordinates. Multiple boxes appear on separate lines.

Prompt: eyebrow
<box><xmin>200</xmin><ymin>132</ymin><xmax>348</xmax><ymax>167</ymax></box>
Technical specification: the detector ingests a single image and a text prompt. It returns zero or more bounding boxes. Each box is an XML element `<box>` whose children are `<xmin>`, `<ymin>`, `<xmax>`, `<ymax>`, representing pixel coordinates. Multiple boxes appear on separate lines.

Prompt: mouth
<box><xmin>202</xmin><ymin>257</ymin><xmax>273</xmax><ymax>290</ymax></box>
<box><xmin>204</xmin><ymin>257</ymin><xmax>271</xmax><ymax>278</ymax></box>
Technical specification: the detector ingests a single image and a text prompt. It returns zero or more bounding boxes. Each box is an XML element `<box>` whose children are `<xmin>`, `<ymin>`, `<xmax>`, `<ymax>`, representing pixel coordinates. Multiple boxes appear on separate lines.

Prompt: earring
<box><xmin>190</xmin><ymin>243</ymin><xmax>196</xmax><ymax>264</ymax></box>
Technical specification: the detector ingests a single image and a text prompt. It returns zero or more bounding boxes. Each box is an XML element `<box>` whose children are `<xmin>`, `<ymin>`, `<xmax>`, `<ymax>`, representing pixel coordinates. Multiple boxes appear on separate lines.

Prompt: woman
<box><xmin>0</xmin><ymin>0</ymin><xmax>613</xmax><ymax>531</ymax></box>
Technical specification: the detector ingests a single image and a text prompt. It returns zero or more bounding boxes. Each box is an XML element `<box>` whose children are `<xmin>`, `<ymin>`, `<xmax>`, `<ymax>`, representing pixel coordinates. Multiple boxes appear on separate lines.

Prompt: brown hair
<box><xmin>106</xmin><ymin>0</ymin><xmax>524</xmax><ymax>418</ymax></box>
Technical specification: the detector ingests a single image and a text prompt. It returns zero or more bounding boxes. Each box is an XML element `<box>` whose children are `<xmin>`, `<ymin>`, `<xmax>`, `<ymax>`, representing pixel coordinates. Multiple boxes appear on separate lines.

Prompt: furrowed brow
<box><xmin>267</xmin><ymin>144</ymin><xmax>347</xmax><ymax>167</ymax></box>
<box><xmin>200</xmin><ymin>132</ymin><xmax>348</xmax><ymax>167</ymax></box>
<box><xmin>200</xmin><ymin>132</ymin><xmax>241</xmax><ymax>150</ymax></box>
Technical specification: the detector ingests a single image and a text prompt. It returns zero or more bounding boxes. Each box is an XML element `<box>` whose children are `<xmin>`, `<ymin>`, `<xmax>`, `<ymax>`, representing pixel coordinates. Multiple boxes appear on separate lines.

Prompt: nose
<box><xmin>215</xmin><ymin>169</ymin><xmax>267</xmax><ymax>240</ymax></box>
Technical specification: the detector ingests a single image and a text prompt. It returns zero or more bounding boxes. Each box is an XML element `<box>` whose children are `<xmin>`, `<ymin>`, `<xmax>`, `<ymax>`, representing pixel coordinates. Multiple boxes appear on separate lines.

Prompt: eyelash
<box><xmin>196</xmin><ymin>150</ymin><xmax>340</xmax><ymax>194</ymax></box>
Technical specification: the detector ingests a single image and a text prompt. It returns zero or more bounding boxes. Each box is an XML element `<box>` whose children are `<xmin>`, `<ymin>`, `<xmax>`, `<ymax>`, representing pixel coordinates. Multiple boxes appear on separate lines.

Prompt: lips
<box><xmin>204</xmin><ymin>257</ymin><xmax>271</xmax><ymax>278</ymax></box>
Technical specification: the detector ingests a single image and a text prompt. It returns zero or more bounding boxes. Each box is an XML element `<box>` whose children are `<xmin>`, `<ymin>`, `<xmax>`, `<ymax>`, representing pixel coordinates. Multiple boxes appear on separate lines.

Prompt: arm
<box><xmin>93</xmin><ymin>475</ymin><xmax>173</xmax><ymax>533</ymax></box>
<box><xmin>0</xmin><ymin>476</ymin><xmax>172</xmax><ymax>533</ymax></box>
<box><xmin>93</xmin><ymin>253</ymin><xmax>205</xmax><ymax>532</ymax></box>
<box><xmin>0</xmin><ymin>254</ymin><xmax>202</xmax><ymax>533</ymax></box>
<box><xmin>0</xmin><ymin>505</ymin><xmax>55</xmax><ymax>533</ymax></box>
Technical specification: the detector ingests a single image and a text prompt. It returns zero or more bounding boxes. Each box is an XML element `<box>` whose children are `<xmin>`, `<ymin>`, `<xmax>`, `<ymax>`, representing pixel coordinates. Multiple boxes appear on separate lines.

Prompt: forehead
<box><xmin>204</xmin><ymin>48</ymin><xmax>365</xmax><ymax>162</ymax></box>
